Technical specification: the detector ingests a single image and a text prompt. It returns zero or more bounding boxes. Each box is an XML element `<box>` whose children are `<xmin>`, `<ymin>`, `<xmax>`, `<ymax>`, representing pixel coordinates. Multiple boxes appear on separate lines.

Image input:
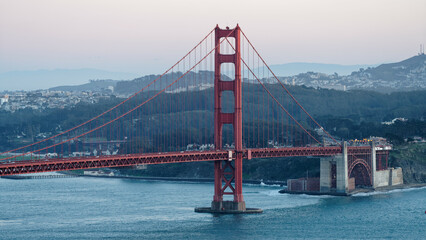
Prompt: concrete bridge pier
<box><xmin>371</xmin><ymin>141</ymin><xmax>404</xmax><ymax>188</ymax></box>
<box><xmin>320</xmin><ymin>142</ymin><xmax>349</xmax><ymax>193</ymax></box>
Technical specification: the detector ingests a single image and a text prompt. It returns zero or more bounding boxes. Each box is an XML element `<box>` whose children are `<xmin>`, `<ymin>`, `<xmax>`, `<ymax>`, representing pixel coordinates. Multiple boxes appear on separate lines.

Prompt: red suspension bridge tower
<box><xmin>196</xmin><ymin>25</ymin><xmax>262</xmax><ymax>213</ymax></box>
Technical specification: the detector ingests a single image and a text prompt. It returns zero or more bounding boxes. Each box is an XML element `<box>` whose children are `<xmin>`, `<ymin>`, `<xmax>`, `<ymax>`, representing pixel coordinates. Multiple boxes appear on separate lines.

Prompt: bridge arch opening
<box><xmin>349</xmin><ymin>159</ymin><xmax>372</xmax><ymax>187</ymax></box>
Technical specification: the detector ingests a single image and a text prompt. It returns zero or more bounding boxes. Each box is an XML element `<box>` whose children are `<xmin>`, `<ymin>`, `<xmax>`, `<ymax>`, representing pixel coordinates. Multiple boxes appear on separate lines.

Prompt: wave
<box><xmin>0</xmin><ymin>219</ymin><xmax>22</xmax><ymax>226</ymax></box>
<box><xmin>260</xmin><ymin>182</ymin><xmax>283</xmax><ymax>187</ymax></box>
<box><xmin>244</xmin><ymin>183</ymin><xmax>283</xmax><ymax>188</ymax></box>
<box><xmin>17</xmin><ymin>172</ymin><xmax>64</xmax><ymax>176</ymax></box>
<box><xmin>260</xmin><ymin>190</ymin><xmax>282</xmax><ymax>196</ymax></box>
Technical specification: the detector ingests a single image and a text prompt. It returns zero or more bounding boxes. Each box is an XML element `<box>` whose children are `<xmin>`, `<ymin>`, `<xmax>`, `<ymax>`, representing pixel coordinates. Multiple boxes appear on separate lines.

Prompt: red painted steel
<box><xmin>348</xmin><ymin>158</ymin><xmax>372</xmax><ymax>186</ymax></box>
<box><xmin>0</xmin><ymin>150</ymin><xmax>229</xmax><ymax>176</ymax></box>
<box><xmin>213</xmin><ymin>25</ymin><xmax>244</xmax><ymax>204</ymax></box>
<box><xmin>0</xmin><ymin>147</ymin><xmax>389</xmax><ymax>177</ymax></box>
<box><xmin>347</xmin><ymin>146</ymin><xmax>371</xmax><ymax>154</ymax></box>
<box><xmin>248</xmin><ymin>146</ymin><xmax>342</xmax><ymax>158</ymax></box>
<box><xmin>377</xmin><ymin>155</ymin><xmax>382</xmax><ymax>170</ymax></box>
<box><xmin>346</xmin><ymin>147</ymin><xmax>388</xmax><ymax>186</ymax></box>
<box><xmin>0</xmin><ymin>29</ymin><xmax>216</xmax><ymax>160</ymax></box>
<box><xmin>376</xmin><ymin>151</ymin><xmax>389</xmax><ymax>169</ymax></box>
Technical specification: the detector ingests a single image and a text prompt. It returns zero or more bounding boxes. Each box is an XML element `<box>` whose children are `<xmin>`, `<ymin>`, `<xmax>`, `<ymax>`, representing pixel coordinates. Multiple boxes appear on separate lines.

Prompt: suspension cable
<box><xmin>0</xmin><ymin>28</ymin><xmax>216</xmax><ymax>157</ymax></box>
<box><xmin>223</xmin><ymin>37</ymin><xmax>322</xmax><ymax>145</ymax></box>
<box><xmin>240</xmin><ymin>29</ymin><xmax>341</xmax><ymax>147</ymax></box>
<box><xmin>2</xmin><ymin>28</ymin><xmax>235</xmax><ymax>161</ymax></box>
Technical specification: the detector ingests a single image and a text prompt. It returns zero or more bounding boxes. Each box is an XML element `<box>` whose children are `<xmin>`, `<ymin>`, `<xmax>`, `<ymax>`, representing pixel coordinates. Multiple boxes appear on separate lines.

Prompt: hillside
<box><xmin>29</xmin><ymin>55</ymin><xmax>425</xmax><ymax>94</ymax></box>
<box><xmin>346</xmin><ymin>54</ymin><xmax>426</xmax><ymax>91</ymax></box>
<box><xmin>1</xmin><ymin>85</ymin><xmax>425</xmax><ymax>183</ymax></box>
<box><xmin>366</xmin><ymin>54</ymin><xmax>426</xmax><ymax>81</ymax></box>
<box><xmin>49</xmin><ymin>80</ymin><xmax>118</xmax><ymax>92</ymax></box>
<box><xmin>114</xmin><ymin>71</ymin><xmax>217</xmax><ymax>96</ymax></box>
<box><xmin>113</xmin><ymin>55</ymin><xmax>425</xmax><ymax>95</ymax></box>
<box><xmin>283</xmin><ymin>54</ymin><xmax>426</xmax><ymax>92</ymax></box>
<box><xmin>1</xmin><ymin>85</ymin><xmax>425</xmax><ymax>151</ymax></box>
<box><xmin>268</xmin><ymin>62</ymin><xmax>376</xmax><ymax>76</ymax></box>
<box><xmin>390</xmin><ymin>143</ymin><xmax>426</xmax><ymax>183</ymax></box>
<box><xmin>0</xmin><ymin>68</ymin><xmax>138</xmax><ymax>91</ymax></box>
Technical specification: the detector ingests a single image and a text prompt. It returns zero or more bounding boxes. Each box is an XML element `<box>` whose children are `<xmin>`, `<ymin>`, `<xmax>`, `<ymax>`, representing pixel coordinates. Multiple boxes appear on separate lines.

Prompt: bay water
<box><xmin>1</xmin><ymin>175</ymin><xmax>425</xmax><ymax>239</ymax></box>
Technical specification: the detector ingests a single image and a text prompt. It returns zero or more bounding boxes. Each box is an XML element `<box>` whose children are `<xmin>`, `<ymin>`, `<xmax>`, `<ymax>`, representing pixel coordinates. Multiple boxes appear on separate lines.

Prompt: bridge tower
<box><xmin>196</xmin><ymin>25</ymin><xmax>261</xmax><ymax>213</ymax></box>
<box><xmin>211</xmin><ymin>24</ymin><xmax>245</xmax><ymax>212</ymax></box>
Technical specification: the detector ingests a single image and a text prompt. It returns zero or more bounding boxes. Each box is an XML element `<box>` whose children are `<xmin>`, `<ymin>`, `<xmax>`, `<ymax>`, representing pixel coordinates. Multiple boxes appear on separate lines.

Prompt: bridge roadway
<box><xmin>0</xmin><ymin>146</ymin><xmax>374</xmax><ymax>177</ymax></box>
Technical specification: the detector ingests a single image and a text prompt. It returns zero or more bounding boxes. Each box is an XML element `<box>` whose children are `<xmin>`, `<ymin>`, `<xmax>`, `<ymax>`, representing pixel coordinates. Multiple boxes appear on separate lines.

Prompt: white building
<box><xmin>0</xmin><ymin>95</ymin><xmax>9</xmax><ymax>105</ymax></box>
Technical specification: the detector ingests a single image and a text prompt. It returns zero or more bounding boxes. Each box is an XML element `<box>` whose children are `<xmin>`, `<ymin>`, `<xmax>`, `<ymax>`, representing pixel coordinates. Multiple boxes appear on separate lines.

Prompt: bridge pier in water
<box><xmin>211</xmin><ymin>153</ymin><xmax>246</xmax><ymax>212</ymax></box>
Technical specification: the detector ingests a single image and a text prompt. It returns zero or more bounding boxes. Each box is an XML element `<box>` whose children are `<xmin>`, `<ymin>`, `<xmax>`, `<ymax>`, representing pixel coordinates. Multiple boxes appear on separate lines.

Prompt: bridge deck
<box><xmin>0</xmin><ymin>146</ymin><xmax>381</xmax><ymax>176</ymax></box>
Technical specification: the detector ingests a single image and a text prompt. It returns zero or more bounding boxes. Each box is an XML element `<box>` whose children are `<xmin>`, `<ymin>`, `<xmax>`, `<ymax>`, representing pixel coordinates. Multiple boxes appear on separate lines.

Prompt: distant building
<box><xmin>381</xmin><ymin>117</ymin><xmax>408</xmax><ymax>125</ymax></box>
<box><xmin>0</xmin><ymin>95</ymin><xmax>9</xmax><ymax>105</ymax></box>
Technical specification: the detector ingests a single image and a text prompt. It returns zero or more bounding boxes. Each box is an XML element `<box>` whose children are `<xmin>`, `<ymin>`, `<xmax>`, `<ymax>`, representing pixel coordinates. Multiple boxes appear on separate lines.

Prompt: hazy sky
<box><xmin>1</xmin><ymin>0</ymin><xmax>425</xmax><ymax>75</ymax></box>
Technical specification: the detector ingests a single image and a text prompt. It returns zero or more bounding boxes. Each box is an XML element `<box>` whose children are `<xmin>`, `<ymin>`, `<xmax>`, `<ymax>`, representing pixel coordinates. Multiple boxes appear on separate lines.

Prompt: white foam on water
<box><xmin>259</xmin><ymin>189</ymin><xmax>336</xmax><ymax>199</ymax></box>
<box><xmin>0</xmin><ymin>220</ymin><xmax>22</xmax><ymax>226</ymax></box>
<box><xmin>263</xmin><ymin>183</ymin><xmax>283</xmax><ymax>187</ymax></box>
<box><xmin>256</xmin><ymin>191</ymin><xmax>337</xmax><ymax>210</ymax></box>
<box><xmin>16</xmin><ymin>172</ymin><xmax>63</xmax><ymax>176</ymax></box>
<box><xmin>260</xmin><ymin>190</ymin><xmax>282</xmax><ymax>196</ymax></box>
<box><xmin>244</xmin><ymin>183</ymin><xmax>283</xmax><ymax>188</ymax></box>
<box><xmin>297</xmin><ymin>193</ymin><xmax>336</xmax><ymax>199</ymax></box>
<box><xmin>352</xmin><ymin>186</ymin><xmax>426</xmax><ymax>197</ymax></box>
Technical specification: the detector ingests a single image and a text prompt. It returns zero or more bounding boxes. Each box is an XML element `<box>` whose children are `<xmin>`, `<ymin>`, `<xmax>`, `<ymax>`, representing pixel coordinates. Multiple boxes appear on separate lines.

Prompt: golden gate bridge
<box><xmin>0</xmin><ymin>25</ymin><xmax>389</xmax><ymax>213</ymax></box>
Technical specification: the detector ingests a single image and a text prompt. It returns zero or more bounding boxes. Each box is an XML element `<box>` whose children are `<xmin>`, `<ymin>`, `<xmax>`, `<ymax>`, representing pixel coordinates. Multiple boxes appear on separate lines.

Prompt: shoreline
<box><xmin>5</xmin><ymin>172</ymin><xmax>425</xmax><ymax>194</ymax></box>
<box><xmin>279</xmin><ymin>183</ymin><xmax>426</xmax><ymax>196</ymax></box>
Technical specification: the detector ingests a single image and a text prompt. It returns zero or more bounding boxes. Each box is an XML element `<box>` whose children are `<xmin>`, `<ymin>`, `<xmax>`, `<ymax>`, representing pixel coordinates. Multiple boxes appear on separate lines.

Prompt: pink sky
<box><xmin>0</xmin><ymin>0</ymin><xmax>425</xmax><ymax>75</ymax></box>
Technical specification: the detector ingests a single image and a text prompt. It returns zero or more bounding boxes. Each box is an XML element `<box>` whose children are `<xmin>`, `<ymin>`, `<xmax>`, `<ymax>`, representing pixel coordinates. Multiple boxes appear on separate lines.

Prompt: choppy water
<box><xmin>0</xmin><ymin>175</ymin><xmax>425</xmax><ymax>239</ymax></box>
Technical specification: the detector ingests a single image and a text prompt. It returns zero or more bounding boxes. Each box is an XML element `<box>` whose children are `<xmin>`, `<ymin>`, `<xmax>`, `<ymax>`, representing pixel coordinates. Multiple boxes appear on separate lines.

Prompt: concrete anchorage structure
<box><xmin>319</xmin><ymin>142</ymin><xmax>403</xmax><ymax>194</ymax></box>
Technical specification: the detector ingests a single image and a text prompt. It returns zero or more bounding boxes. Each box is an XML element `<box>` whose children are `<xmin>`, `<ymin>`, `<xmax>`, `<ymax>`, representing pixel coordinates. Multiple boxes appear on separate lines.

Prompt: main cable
<box><xmin>2</xmin><ymin>28</ymin><xmax>235</xmax><ymax>161</ymax></box>
<box><xmin>0</xmin><ymin>28</ymin><xmax>216</xmax><ymax>157</ymax></box>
